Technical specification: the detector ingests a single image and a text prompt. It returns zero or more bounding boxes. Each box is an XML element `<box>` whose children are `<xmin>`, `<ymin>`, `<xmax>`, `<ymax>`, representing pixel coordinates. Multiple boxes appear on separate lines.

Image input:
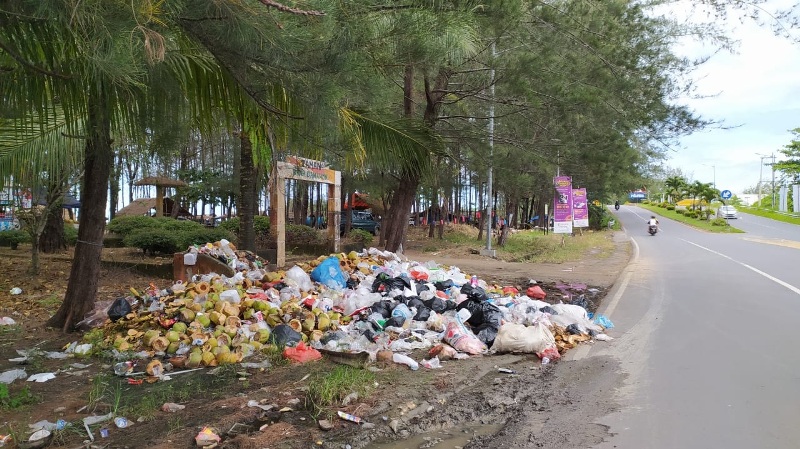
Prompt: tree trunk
<box><xmin>238</xmin><ymin>131</ymin><xmax>256</xmax><ymax>251</ymax></box>
<box><xmin>47</xmin><ymin>87</ymin><xmax>112</xmax><ymax>331</ymax></box>
<box><xmin>40</xmin><ymin>207</ymin><xmax>66</xmax><ymax>253</ymax></box>
<box><xmin>384</xmin><ymin>170</ymin><xmax>419</xmax><ymax>252</ymax></box>
<box><xmin>109</xmin><ymin>151</ymin><xmax>121</xmax><ymax>220</ymax></box>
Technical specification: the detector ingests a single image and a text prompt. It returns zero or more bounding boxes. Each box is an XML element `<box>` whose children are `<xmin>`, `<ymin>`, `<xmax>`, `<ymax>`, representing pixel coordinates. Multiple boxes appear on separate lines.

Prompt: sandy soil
<box><xmin>0</xmin><ymin>230</ymin><xmax>631</xmax><ymax>449</ymax></box>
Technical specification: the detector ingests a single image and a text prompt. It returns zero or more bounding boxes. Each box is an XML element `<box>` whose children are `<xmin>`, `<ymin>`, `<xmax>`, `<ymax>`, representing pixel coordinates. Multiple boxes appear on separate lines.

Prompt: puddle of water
<box><xmin>366</xmin><ymin>423</ymin><xmax>502</xmax><ymax>449</ymax></box>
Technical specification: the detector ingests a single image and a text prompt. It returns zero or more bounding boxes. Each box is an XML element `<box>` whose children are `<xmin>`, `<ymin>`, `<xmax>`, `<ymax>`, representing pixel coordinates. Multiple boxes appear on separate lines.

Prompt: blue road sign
<box><xmin>721</xmin><ymin>190</ymin><xmax>732</xmax><ymax>200</ymax></box>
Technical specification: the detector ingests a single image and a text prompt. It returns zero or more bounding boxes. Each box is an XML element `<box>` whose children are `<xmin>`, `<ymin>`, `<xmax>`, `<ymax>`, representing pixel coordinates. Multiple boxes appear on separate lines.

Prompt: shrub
<box><xmin>124</xmin><ymin>228</ymin><xmax>181</xmax><ymax>255</ymax></box>
<box><xmin>156</xmin><ymin>217</ymin><xmax>205</xmax><ymax>233</ymax></box>
<box><xmin>64</xmin><ymin>224</ymin><xmax>78</xmax><ymax>246</ymax></box>
<box><xmin>347</xmin><ymin>229</ymin><xmax>374</xmax><ymax>247</ymax></box>
<box><xmin>286</xmin><ymin>224</ymin><xmax>324</xmax><ymax>245</ymax></box>
<box><xmin>666</xmin><ymin>205</ymin><xmax>675</xmax><ymax>210</ymax></box>
<box><xmin>660</xmin><ymin>202</ymin><xmax>670</xmax><ymax>208</ymax></box>
<box><xmin>675</xmin><ymin>209</ymin><xmax>686</xmax><ymax>215</ymax></box>
<box><xmin>0</xmin><ymin>230</ymin><xmax>30</xmax><ymax>249</ymax></box>
<box><xmin>686</xmin><ymin>210</ymin><xmax>700</xmax><ymax>219</ymax></box>
<box><xmin>107</xmin><ymin>215</ymin><xmax>160</xmax><ymax>234</ymax></box>
<box><xmin>588</xmin><ymin>204</ymin><xmax>613</xmax><ymax>230</ymax></box>
<box><xmin>218</xmin><ymin>216</ymin><xmax>271</xmax><ymax>236</ymax></box>
<box><xmin>711</xmin><ymin>218</ymin><xmax>728</xmax><ymax>226</ymax></box>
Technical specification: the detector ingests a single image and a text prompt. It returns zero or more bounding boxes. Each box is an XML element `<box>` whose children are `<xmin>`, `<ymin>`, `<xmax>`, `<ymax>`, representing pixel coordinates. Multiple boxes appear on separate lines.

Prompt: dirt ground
<box><xmin>0</xmin><ymin>228</ymin><xmax>630</xmax><ymax>449</ymax></box>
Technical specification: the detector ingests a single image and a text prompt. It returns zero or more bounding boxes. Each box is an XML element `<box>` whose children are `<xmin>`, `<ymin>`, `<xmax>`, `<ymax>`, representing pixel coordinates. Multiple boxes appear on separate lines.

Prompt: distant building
<box><xmin>738</xmin><ymin>194</ymin><xmax>759</xmax><ymax>206</ymax></box>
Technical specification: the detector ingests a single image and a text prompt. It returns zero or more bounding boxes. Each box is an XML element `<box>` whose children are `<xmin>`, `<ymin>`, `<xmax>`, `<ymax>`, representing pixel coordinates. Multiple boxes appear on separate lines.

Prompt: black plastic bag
<box><xmin>108</xmin><ymin>297</ymin><xmax>132</xmax><ymax>322</ymax></box>
<box><xmin>413</xmin><ymin>306</ymin><xmax>432</xmax><ymax>321</ymax></box>
<box><xmin>346</xmin><ymin>278</ymin><xmax>359</xmax><ymax>289</ymax></box>
<box><xmin>434</xmin><ymin>280</ymin><xmax>454</xmax><ymax>291</ymax></box>
<box><xmin>424</xmin><ymin>297</ymin><xmax>452</xmax><ymax>313</ymax></box>
<box><xmin>372</xmin><ymin>273</ymin><xmax>411</xmax><ymax>293</ymax></box>
<box><xmin>456</xmin><ymin>299</ymin><xmax>502</xmax><ymax>347</ymax></box>
<box><xmin>320</xmin><ymin>330</ymin><xmax>347</xmax><ymax>345</ymax></box>
<box><xmin>268</xmin><ymin>324</ymin><xmax>302</xmax><ymax>347</ymax></box>
<box><xmin>370</xmin><ymin>300</ymin><xmax>395</xmax><ymax>318</ymax></box>
<box><xmin>415</xmin><ymin>281</ymin><xmax>431</xmax><ymax>293</ymax></box>
<box><xmin>384</xmin><ymin>316</ymin><xmax>405</xmax><ymax>328</ymax></box>
<box><xmin>539</xmin><ymin>306</ymin><xmax>558</xmax><ymax>315</ymax></box>
<box><xmin>474</xmin><ymin>303</ymin><xmax>502</xmax><ymax>347</ymax></box>
<box><xmin>570</xmin><ymin>294</ymin><xmax>594</xmax><ymax>312</ymax></box>
<box><xmin>404</xmin><ymin>296</ymin><xmax>425</xmax><ymax>309</ymax></box>
<box><xmin>566</xmin><ymin>323</ymin><xmax>582</xmax><ymax>335</ymax></box>
<box><xmin>460</xmin><ymin>284</ymin><xmax>488</xmax><ymax>302</ymax></box>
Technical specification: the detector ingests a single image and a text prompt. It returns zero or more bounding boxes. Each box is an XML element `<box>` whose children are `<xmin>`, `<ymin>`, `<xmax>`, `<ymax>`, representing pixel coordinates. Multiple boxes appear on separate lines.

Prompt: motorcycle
<box><xmin>614</xmin><ymin>202</ymin><xmax>620</xmax><ymax>211</ymax></box>
<box><xmin>648</xmin><ymin>224</ymin><xmax>658</xmax><ymax>235</ymax></box>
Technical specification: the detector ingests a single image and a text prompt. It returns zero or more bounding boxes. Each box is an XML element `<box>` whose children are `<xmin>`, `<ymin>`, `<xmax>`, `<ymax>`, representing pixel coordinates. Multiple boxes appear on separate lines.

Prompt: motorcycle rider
<box><xmin>647</xmin><ymin>215</ymin><xmax>659</xmax><ymax>233</ymax></box>
<box><xmin>614</xmin><ymin>200</ymin><xmax>620</xmax><ymax>210</ymax></box>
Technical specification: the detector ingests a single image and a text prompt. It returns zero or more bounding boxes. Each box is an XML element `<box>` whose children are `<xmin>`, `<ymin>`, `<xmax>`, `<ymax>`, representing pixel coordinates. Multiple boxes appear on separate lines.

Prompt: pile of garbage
<box><xmin>82</xmin><ymin>243</ymin><xmax>613</xmax><ymax>373</ymax></box>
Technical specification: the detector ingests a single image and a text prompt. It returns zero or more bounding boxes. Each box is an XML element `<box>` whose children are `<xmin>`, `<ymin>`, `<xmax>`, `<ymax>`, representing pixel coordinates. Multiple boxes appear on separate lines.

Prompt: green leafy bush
<box><xmin>124</xmin><ymin>228</ymin><xmax>181</xmax><ymax>255</ymax></box>
<box><xmin>675</xmin><ymin>209</ymin><xmax>686</xmax><ymax>215</ymax></box>
<box><xmin>156</xmin><ymin>218</ymin><xmax>205</xmax><ymax>233</ymax></box>
<box><xmin>711</xmin><ymin>218</ymin><xmax>728</xmax><ymax>226</ymax></box>
<box><xmin>666</xmin><ymin>205</ymin><xmax>675</xmax><ymax>210</ymax></box>
<box><xmin>286</xmin><ymin>224</ymin><xmax>324</xmax><ymax>245</ymax></box>
<box><xmin>660</xmin><ymin>202</ymin><xmax>670</xmax><ymax>208</ymax></box>
<box><xmin>107</xmin><ymin>215</ymin><xmax>160</xmax><ymax>234</ymax></box>
<box><xmin>588</xmin><ymin>204</ymin><xmax>613</xmax><ymax>230</ymax></box>
<box><xmin>63</xmin><ymin>224</ymin><xmax>78</xmax><ymax>246</ymax></box>
<box><xmin>686</xmin><ymin>210</ymin><xmax>700</xmax><ymax>219</ymax></box>
<box><xmin>0</xmin><ymin>230</ymin><xmax>30</xmax><ymax>248</ymax></box>
<box><xmin>218</xmin><ymin>216</ymin><xmax>271</xmax><ymax>236</ymax></box>
<box><xmin>347</xmin><ymin>229</ymin><xmax>374</xmax><ymax>247</ymax></box>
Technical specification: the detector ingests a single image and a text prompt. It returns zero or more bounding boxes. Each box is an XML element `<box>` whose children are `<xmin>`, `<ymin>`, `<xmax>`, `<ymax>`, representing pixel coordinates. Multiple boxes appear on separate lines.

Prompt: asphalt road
<box><xmin>578</xmin><ymin>205</ymin><xmax>800</xmax><ymax>449</ymax></box>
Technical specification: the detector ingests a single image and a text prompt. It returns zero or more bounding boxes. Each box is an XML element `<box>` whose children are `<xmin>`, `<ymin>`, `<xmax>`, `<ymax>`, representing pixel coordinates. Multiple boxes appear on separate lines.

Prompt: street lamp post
<box><xmin>702</xmin><ymin>163</ymin><xmax>716</xmax><ymax>190</ymax></box>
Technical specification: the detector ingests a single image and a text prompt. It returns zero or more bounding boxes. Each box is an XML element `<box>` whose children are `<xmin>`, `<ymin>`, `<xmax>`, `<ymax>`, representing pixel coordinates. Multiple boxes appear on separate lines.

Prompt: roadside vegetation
<box><xmin>636</xmin><ymin>201</ymin><xmax>743</xmax><ymax>233</ymax></box>
<box><xmin>738</xmin><ymin>207</ymin><xmax>800</xmax><ymax>225</ymax></box>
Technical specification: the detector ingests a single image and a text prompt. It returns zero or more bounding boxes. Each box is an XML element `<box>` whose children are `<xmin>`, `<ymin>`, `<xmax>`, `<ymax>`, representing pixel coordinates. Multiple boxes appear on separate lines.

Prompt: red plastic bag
<box><xmin>410</xmin><ymin>267</ymin><xmax>429</xmax><ymax>281</ymax></box>
<box><xmin>526</xmin><ymin>285</ymin><xmax>546</xmax><ymax>299</ymax></box>
<box><xmin>502</xmin><ymin>286</ymin><xmax>519</xmax><ymax>296</ymax></box>
<box><xmin>283</xmin><ymin>342</ymin><xmax>322</xmax><ymax>363</ymax></box>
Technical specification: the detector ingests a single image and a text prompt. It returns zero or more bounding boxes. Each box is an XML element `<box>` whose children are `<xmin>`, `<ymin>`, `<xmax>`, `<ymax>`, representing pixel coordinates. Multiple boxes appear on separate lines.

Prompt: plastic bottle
<box><xmin>392</xmin><ymin>353</ymin><xmax>419</xmax><ymax>371</ymax></box>
<box><xmin>113</xmin><ymin>361</ymin><xmax>134</xmax><ymax>376</ymax></box>
<box><xmin>470</xmin><ymin>275</ymin><xmax>478</xmax><ymax>287</ymax></box>
<box><xmin>219</xmin><ymin>239</ymin><xmax>236</xmax><ymax>259</ymax></box>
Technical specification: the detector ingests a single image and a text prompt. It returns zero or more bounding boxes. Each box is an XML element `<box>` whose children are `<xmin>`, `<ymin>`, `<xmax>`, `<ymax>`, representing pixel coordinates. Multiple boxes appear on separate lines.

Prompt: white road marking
<box><xmin>682</xmin><ymin>239</ymin><xmax>800</xmax><ymax>296</ymax></box>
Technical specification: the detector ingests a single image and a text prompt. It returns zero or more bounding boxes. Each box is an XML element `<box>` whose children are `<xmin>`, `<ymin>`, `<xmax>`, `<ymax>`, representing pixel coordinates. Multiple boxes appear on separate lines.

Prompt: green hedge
<box><xmin>218</xmin><ymin>216</ymin><xmax>271</xmax><ymax>236</ymax></box>
<box><xmin>347</xmin><ymin>229</ymin><xmax>374</xmax><ymax>247</ymax></box>
<box><xmin>64</xmin><ymin>225</ymin><xmax>78</xmax><ymax>246</ymax></box>
<box><xmin>287</xmin><ymin>224</ymin><xmax>324</xmax><ymax>245</ymax></box>
<box><xmin>0</xmin><ymin>230</ymin><xmax>30</xmax><ymax>248</ymax></box>
<box><xmin>107</xmin><ymin>216</ymin><xmax>162</xmax><ymax>234</ymax></box>
<box><xmin>124</xmin><ymin>228</ymin><xmax>181</xmax><ymax>255</ymax></box>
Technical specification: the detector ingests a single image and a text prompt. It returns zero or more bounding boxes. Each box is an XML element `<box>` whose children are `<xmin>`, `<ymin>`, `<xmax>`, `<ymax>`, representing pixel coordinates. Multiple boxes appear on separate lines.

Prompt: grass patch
<box><xmin>306</xmin><ymin>365</ymin><xmax>375</xmax><ymax>419</ymax></box>
<box><xmin>637</xmin><ymin>203</ymin><xmax>744</xmax><ymax>233</ymax></box>
<box><xmin>0</xmin><ymin>384</ymin><xmax>39</xmax><ymax>409</ymax></box>
<box><xmin>739</xmin><ymin>207</ymin><xmax>800</xmax><ymax>225</ymax></box>
<box><xmin>498</xmin><ymin>231</ymin><xmax>614</xmax><ymax>263</ymax></box>
<box><xmin>36</xmin><ymin>294</ymin><xmax>62</xmax><ymax>309</ymax></box>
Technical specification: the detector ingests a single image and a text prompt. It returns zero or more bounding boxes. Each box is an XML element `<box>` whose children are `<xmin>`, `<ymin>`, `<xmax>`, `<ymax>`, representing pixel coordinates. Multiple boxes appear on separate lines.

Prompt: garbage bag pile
<box><xmin>89</xmin><ymin>246</ymin><xmax>613</xmax><ymax>370</ymax></box>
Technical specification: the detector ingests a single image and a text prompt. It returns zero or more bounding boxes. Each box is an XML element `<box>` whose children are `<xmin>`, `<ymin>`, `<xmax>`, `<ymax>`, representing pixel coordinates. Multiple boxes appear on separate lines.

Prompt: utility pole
<box><xmin>771</xmin><ymin>153</ymin><xmax>776</xmax><ymax>208</ymax></box>
<box><xmin>481</xmin><ymin>42</ymin><xmax>496</xmax><ymax>257</ymax></box>
<box><xmin>757</xmin><ymin>154</ymin><xmax>770</xmax><ymax>208</ymax></box>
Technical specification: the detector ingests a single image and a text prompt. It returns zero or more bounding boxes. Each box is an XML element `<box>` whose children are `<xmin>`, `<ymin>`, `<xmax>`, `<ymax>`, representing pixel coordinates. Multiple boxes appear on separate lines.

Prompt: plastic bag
<box><xmin>493</xmin><ymin>323</ymin><xmax>558</xmax><ymax>357</ymax></box>
<box><xmin>421</xmin><ymin>356</ymin><xmax>442</xmax><ymax>369</ymax></box>
<box><xmin>108</xmin><ymin>297</ymin><xmax>132</xmax><ymax>322</ymax></box>
<box><xmin>571</xmin><ymin>294</ymin><xmax>594</xmax><ymax>311</ymax></box>
<box><xmin>423</xmin><ymin>296</ymin><xmax>451</xmax><ymax>313</ymax></box>
<box><xmin>526</xmin><ymin>285</ymin><xmax>546</xmax><ymax>299</ymax></box>
<box><xmin>593</xmin><ymin>314</ymin><xmax>614</xmax><ymax>329</ymax></box>
<box><xmin>372</xmin><ymin>273</ymin><xmax>410</xmax><ymax>293</ymax></box>
<box><xmin>456</xmin><ymin>300</ymin><xmax>502</xmax><ymax>346</ymax></box>
<box><xmin>285</xmin><ymin>265</ymin><xmax>314</xmax><ymax>292</ymax></box>
<box><xmin>283</xmin><ymin>341</ymin><xmax>322</xmax><ymax>363</ymax></box>
<box><xmin>370</xmin><ymin>300</ymin><xmax>395</xmax><ymax>318</ymax></box>
<box><xmin>268</xmin><ymin>324</ymin><xmax>302</xmax><ymax>347</ymax></box>
<box><xmin>311</xmin><ymin>257</ymin><xmax>347</xmax><ymax>289</ymax></box>
<box><xmin>460</xmin><ymin>284</ymin><xmax>488</xmax><ymax>302</ymax></box>
<box><xmin>392</xmin><ymin>352</ymin><xmax>419</xmax><ymax>370</ymax></box>
<box><xmin>409</xmin><ymin>266</ymin><xmax>430</xmax><ymax>281</ymax></box>
<box><xmin>442</xmin><ymin>318</ymin><xmax>487</xmax><ymax>355</ymax></box>
<box><xmin>434</xmin><ymin>280</ymin><xmax>454</xmax><ymax>291</ymax></box>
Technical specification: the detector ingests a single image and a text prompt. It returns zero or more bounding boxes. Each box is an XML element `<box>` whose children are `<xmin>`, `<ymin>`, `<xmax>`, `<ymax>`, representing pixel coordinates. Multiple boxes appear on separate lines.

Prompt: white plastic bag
<box><xmin>442</xmin><ymin>317</ymin><xmax>487</xmax><ymax>355</ymax></box>
<box><xmin>492</xmin><ymin>322</ymin><xmax>556</xmax><ymax>356</ymax></box>
<box><xmin>285</xmin><ymin>265</ymin><xmax>314</xmax><ymax>292</ymax></box>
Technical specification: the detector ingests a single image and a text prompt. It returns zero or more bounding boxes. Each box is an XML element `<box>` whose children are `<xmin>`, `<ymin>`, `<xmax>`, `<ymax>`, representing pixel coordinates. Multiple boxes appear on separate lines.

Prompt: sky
<box><xmin>667</xmin><ymin>1</ymin><xmax>800</xmax><ymax>195</ymax></box>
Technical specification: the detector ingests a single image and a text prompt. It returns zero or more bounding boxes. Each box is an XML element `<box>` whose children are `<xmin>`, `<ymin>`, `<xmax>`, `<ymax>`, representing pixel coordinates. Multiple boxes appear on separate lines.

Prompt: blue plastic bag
<box><xmin>593</xmin><ymin>314</ymin><xmax>614</xmax><ymax>329</ymax></box>
<box><xmin>311</xmin><ymin>256</ymin><xmax>347</xmax><ymax>289</ymax></box>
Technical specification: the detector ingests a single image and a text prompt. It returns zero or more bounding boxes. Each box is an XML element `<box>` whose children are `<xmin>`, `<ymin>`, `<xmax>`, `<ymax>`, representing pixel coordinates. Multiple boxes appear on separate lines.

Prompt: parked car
<box><xmin>716</xmin><ymin>205</ymin><xmax>738</xmax><ymax>219</ymax></box>
<box><xmin>340</xmin><ymin>211</ymin><xmax>380</xmax><ymax>235</ymax></box>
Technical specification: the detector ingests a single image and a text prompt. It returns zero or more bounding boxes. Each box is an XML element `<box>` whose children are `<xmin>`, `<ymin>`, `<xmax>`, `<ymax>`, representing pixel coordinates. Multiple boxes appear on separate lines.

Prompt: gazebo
<box><xmin>133</xmin><ymin>176</ymin><xmax>188</xmax><ymax>218</ymax></box>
